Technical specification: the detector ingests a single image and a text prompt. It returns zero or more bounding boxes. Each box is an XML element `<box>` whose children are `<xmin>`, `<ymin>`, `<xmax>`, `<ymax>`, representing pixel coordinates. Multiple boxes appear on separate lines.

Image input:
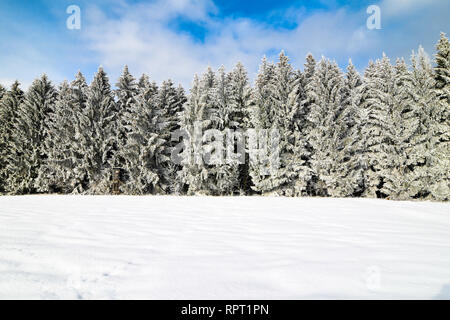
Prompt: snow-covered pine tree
<box><xmin>250</xmin><ymin>53</ymin><xmax>308</xmax><ymax>196</ymax></box>
<box><xmin>359</xmin><ymin>55</ymin><xmax>398</xmax><ymax>198</ymax></box>
<box><xmin>296</xmin><ymin>53</ymin><xmax>317</xmax><ymax>195</ymax></box>
<box><xmin>405</xmin><ymin>49</ymin><xmax>435</xmax><ymax>199</ymax></box>
<box><xmin>0</xmin><ymin>81</ymin><xmax>24</xmax><ymax>194</ymax></box>
<box><xmin>74</xmin><ymin>67</ymin><xmax>116</xmax><ymax>194</ymax></box>
<box><xmin>179</xmin><ymin>68</ymin><xmax>220</xmax><ymax>195</ymax></box>
<box><xmin>248</xmin><ymin>56</ymin><xmax>281</xmax><ymax>194</ymax></box>
<box><xmin>429</xmin><ymin>33</ymin><xmax>450</xmax><ymax>200</ymax></box>
<box><xmin>69</xmin><ymin>71</ymin><xmax>89</xmax><ymax>193</ymax></box>
<box><xmin>305</xmin><ymin>58</ymin><xmax>346</xmax><ymax>197</ymax></box>
<box><xmin>228</xmin><ymin>62</ymin><xmax>253</xmax><ymax>194</ymax></box>
<box><xmin>120</xmin><ymin>74</ymin><xmax>165</xmax><ymax>195</ymax></box>
<box><xmin>154</xmin><ymin>79</ymin><xmax>186</xmax><ymax>194</ymax></box>
<box><xmin>115</xmin><ymin>66</ymin><xmax>139</xmax><ymax>170</ymax></box>
<box><xmin>177</xmin><ymin>74</ymin><xmax>199</xmax><ymax>194</ymax></box>
<box><xmin>7</xmin><ymin>75</ymin><xmax>57</xmax><ymax>194</ymax></box>
<box><xmin>379</xmin><ymin>51</ymin><xmax>435</xmax><ymax>200</ymax></box>
<box><xmin>175</xmin><ymin>85</ymin><xmax>188</xmax><ymax>162</ymax></box>
<box><xmin>177</xmin><ymin>75</ymin><xmax>200</xmax><ymax>195</ymax></box>
<box><xmin>285</xmin><ymin>59</ymin><xmax>314</xmax><ymax>196</ymax></box>
<box><xmin>191</xmin><ymin>66</ymin><xmax>223</xmax><ymax>195</ymax></box>
<box><xmin>434</xmin><ymin>33</ymin><xmax>450</xmax><ymax>107</ymax></box>
<box><xmin>211</xmin><ymin>65</ymin><xmax>240</xmax><ymax>195</ymax></box>
<box><xmin>379</xmin><ymin>58</ymin><xmax>416</xmax><ymax>199</ymax></box>
<box><xmin>36</xmin><ymin>81</ymin><xmax>80</xmax><ymax>193</ymax></box>
<box><xmin>331</xmin><ymin>60</ymin><xmax>365</xmax><ymax>197</ymax></box>
<box><xmin>269</xmin><ymin>51</ymin><xmax>305</xmax><ymax>196</ymax></box>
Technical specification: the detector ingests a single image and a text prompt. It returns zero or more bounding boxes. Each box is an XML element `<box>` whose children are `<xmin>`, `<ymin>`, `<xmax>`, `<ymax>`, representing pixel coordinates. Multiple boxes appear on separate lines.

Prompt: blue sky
<box><xmin>0</xmin><ymin>0</ymin><xmax>448</xmax><ymax>89</ymax></box>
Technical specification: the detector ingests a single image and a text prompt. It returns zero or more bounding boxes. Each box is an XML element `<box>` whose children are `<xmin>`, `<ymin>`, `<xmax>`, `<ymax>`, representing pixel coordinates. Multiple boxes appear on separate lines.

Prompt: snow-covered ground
<box><xmin>0</xmin><ymin>196</ymin><xmax>449</xmax><ymax>300</ymax></box>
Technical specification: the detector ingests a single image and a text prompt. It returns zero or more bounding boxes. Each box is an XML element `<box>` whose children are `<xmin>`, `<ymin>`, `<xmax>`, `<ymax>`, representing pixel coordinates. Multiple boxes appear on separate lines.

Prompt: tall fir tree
<box><xmin>7</xmin><ymin>75</ymin><xmax>56</xmax><ymax>194</ymax></box>
<box><xmin>392</xmin><ymin>49</ymin><xmax>436</xmax><ymax>199</ymax></box>
<box><xmin>270</xmin><ymin>51</ymin><xmax>303</xmax><ymax>196</ymax></box>
<box><xmin>359</xmin><ymin>55</ymin><xmax>398</xmax><ymax>198</ymax></box>
<box><xmin>381</xmin><ymin>58</ymin><xmax>415</xmax><ymax>199</ymax></box>
<box><xmin>70</xmin><ymin>71</ymin><xmax>89</xmax><ymax>193</ymax></box>
<box><xmin>179</xmin><ymin>68</ymin><xmax>221</xmax><ymax>195</ymax></box>
<box><xmin>36</xmin><ymin>81</ymin><xmax>80</xmax><ymax>193</ymax></box>
<box><xmin>330</xmin><ymin>60</ymin><xmax>365</xmax><ymax>197</ymax></box>
<box><xmin>0</xmin><ymin>81</ymin><xmax>24</xmax><ymax>194</ymax></box>
<box><xmin>212</xmin><ymin>66</ymin><xmax>240</xmax><ymax>195</ymax></box>
<box><xmin>155</xmin><ymin>79</ymin><xmax>186</xmax><ymax>194</ymax></box>
<box><xmin>120</xmin><ymin>74</ymin><xmax>164</xmax><ymax>194</ymax></box>
<box><xmin>228</xmin><ymin>62</ymin><xmax>253</xmax><ymax>194</ymax></box>
<box><xmin>74</xmin><ymin>67</ymin><xmax>116</xmax><ymax>194</ymax></box>
<box><xmin>248</xmin><ymin>56</ymin><xmax>280</xmax><ymax>194</ymax></box>
<box><xmin>305</xmin><ymin>58</ymin><xmax>346</xmax><ymax>196</ymax></box>
<box><xmin>285</xmin><ymin>57</ymin><xmax>314</xmax><ymax>196</ymax></box>
<box><xmin>430</xmin><ymin>33</ymin><xmax>450</xmax><ymax>200</ymax></box>
<box><xmin>115</xmin><ymin>66</ymin><xmax>139</xmax><ymax>169</ymax></box>
<box><xmin>297</xmin><ymin>53</ymin><xmax>317</xmax><ymax>195</ymax></box>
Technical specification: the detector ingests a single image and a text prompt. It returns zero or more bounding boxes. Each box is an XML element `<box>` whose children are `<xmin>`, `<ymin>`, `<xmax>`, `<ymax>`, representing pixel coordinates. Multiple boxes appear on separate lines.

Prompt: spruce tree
<box><xmin>270</xmin><ymin>51</ymin><xmax>302</xmax><ymax>196</ymax></box>
<box><xmin>70</xmin><ymin>71</ymin><xmax>89</xmax><ymax>193</ymax></box>
<box><xmin>115</xmin><ymin>66</ymin><xmax>139</xmax><ymax>170</ymax></box>
<box><xmin>212</xmin><ymin>66</ymin><xmax>240</xmax><ymax>195</ymax></box>
<box><xmin>0</xmin><ymin>81</ymin><xmax>24</xmax><ymax>194</ymax></box>
<box><xmin>403</xmin><ymin>49</ymin><xmax>434</xmax><ymax>199</ymax></box>
<box><xmin>228</xmin><ymin>62</ymin><xmax>253</xmax><ymax>194</ymax></box>
<box><xmin>179</xmin><ymin>68</ymin><xmax>220</xmax><ymax>195</ymax></box>
<box><xmin>305</xmin><ymin>58</ymin><xmax>346</xmax><ymax>196</ymax></box>
<box><xmin>382</xmin><ymin>58</ymin><xmax>415</xmax><ymax>199</ymax></box>
<box><xmin>177</xmin><ymin>75</ymin><xmax>202</xmax><ymax>195</ymax></box>
<box><xmin>74</xmin><ymin>67</ymin><xmax>116</xmax><ymax>194</ymax></box>
<box><xmin>248</xmin><ymin>57</ymin><xmax>279</xmax><ymax>194</ymax></box>
<box><xmin>430</xmin><ymin>33</ymin><xmax>450</xmax><ymax>200</ymax></box>
<box><xmin>36</xmin><ymin>81</ymin><xmax>79</xmax><ymax>193</ymax></box>
<box><xmin>285</xmin><ymin>58</ymin><xmax>314</xmax><ymax>196</ymax></box>
<box><xmin>120</xmin><ymin>74</ymin><xmax>164</xmax><ymax>195</ymax></box>
<box><xmin>297</xmin><ymin>53</ymin><xmax>317</xmax><ymax>195</ymax></box>
<box><xmin>359</xmin><ymin>55</ymin><xmax>398</xmax><ymax>198</ymax></box>
<box><xmin>332</xmin><ymin>60</ymin><xmax>365</xmax><ymax>197</ymax></box>
<box><xmin>7</xmin><ymin>75</ymin><xmax>56</xmax><ymax>194</ymax></box>
<box><xmin>155</xmin><ymin>79</ymin><xmax>186</xmax><ymax>194</ymax></box>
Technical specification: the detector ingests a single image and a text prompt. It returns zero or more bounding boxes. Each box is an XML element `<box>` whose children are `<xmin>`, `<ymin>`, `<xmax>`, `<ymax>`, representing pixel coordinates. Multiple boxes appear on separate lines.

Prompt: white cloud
<box><xmin>381</xmin><ymin>0</ymin><xmax>440</xmax><ymax>16</ymax></box>
<box><xmin>82</xmin><ymin>1</ymin><xmax>376</xmax><ymax>87</ymax></box>
<box><xmin>1</xmin><ymin>0</ymin><xmax>448</xmax><ymax>90</ymax></box>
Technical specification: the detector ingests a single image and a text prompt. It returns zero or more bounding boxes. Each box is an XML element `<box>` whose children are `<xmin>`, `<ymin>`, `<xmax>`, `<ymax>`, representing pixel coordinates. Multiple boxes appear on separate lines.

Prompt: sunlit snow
<box><xmin>0</xmin><ymin>196</ymin><xmax>449</xmax><ymax>299</ymax></box>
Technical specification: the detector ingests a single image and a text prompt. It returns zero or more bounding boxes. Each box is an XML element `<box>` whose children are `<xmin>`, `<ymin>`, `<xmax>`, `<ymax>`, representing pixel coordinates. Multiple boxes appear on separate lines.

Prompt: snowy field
<box><xmin>0</xmin><ymin>196</ymin><xmax>449</xmax><ymax>300</ymax></box>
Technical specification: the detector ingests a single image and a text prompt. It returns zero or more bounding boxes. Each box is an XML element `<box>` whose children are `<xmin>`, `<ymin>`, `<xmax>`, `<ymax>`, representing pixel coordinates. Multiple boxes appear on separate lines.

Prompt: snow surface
<box><xmin>0</xmin><ymin>196</ymin><xmax>449</xmax><ymax>300</ymax></box>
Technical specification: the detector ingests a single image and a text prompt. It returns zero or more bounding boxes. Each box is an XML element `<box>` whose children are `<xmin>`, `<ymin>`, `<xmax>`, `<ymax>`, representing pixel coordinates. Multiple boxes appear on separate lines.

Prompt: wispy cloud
<box><xmin>81</xmin><ymin>0</ymin><xmax>449</xmax><ymax>88</ymax></box>
<box><xmin>0</xmin><ymin>0</ymin><xmax>448</xmax><ymax>89</ymax></box>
